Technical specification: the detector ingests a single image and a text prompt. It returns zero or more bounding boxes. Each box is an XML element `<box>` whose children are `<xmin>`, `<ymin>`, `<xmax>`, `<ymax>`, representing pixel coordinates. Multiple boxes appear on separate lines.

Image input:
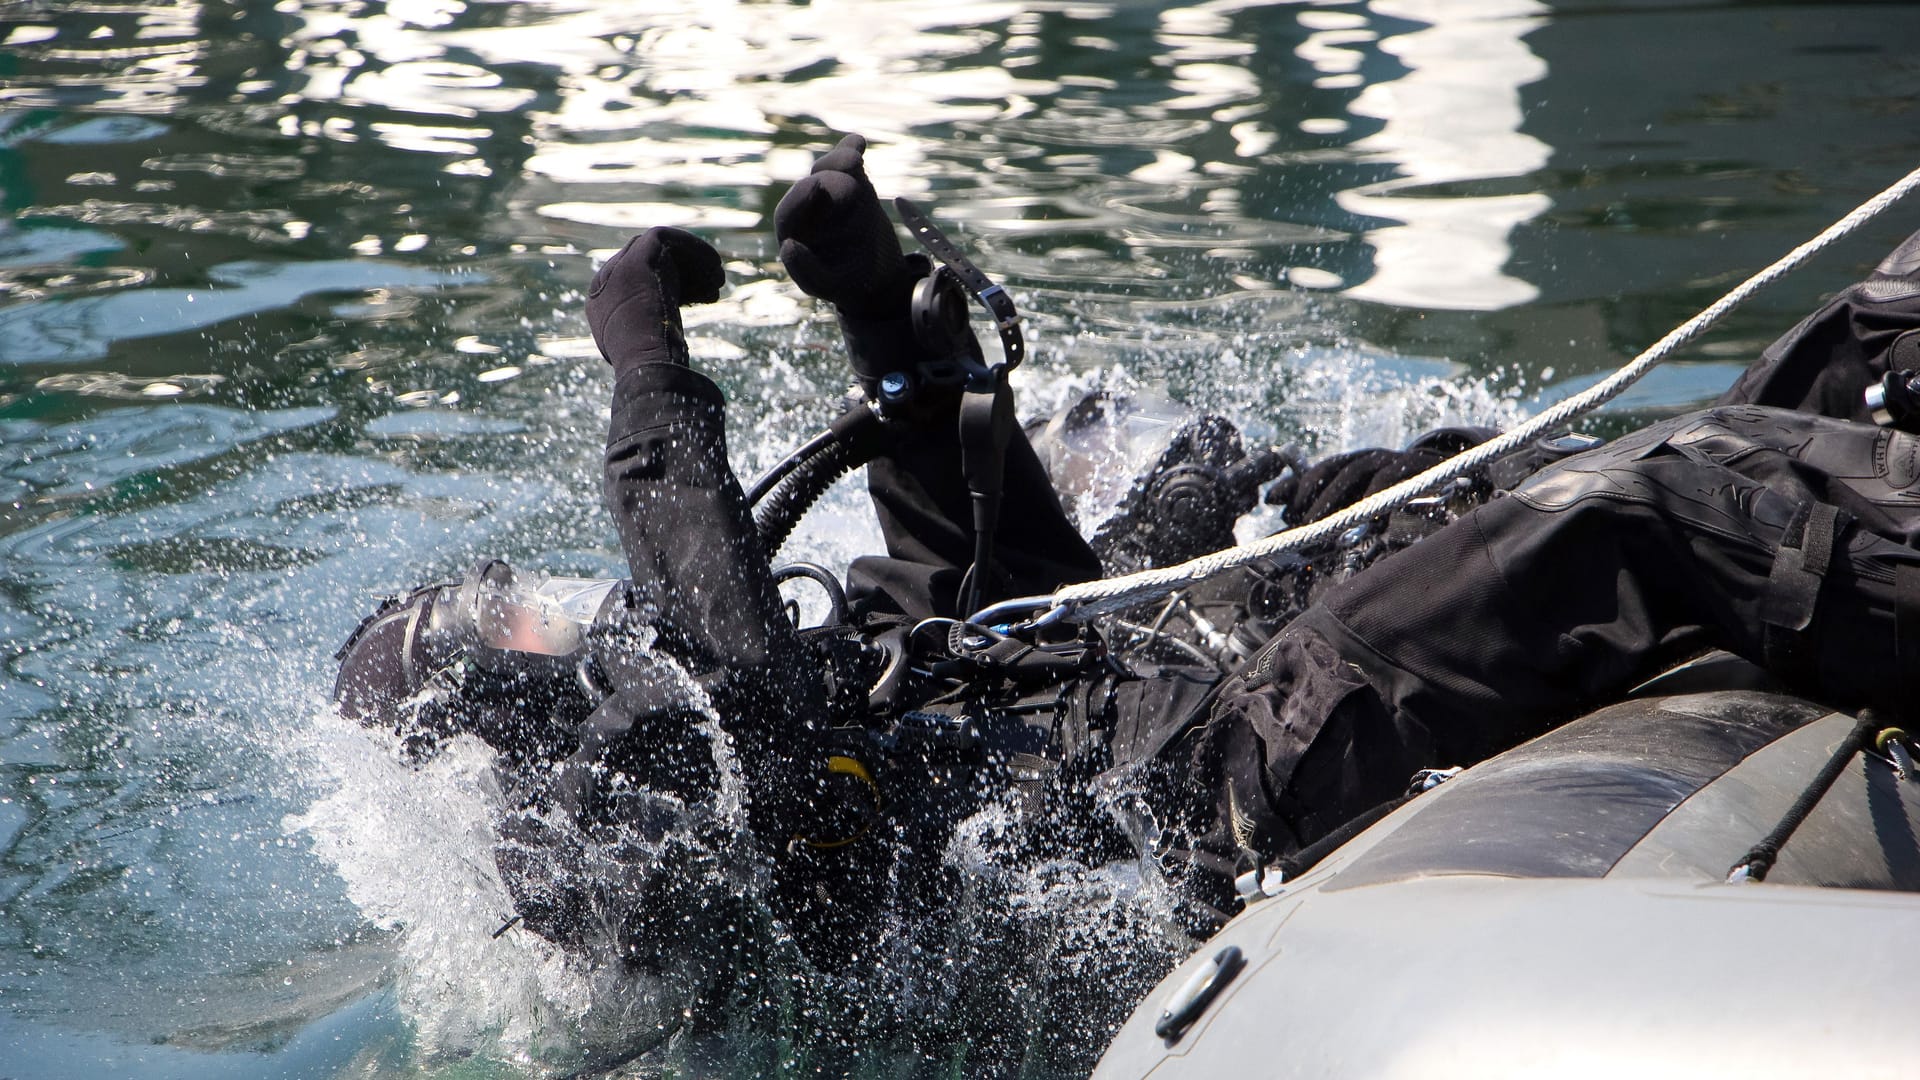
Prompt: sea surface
<box><xmin>2</xmin><ymin>1</ymin><xmax>1917</xmax><ymax>1077</ymax></box>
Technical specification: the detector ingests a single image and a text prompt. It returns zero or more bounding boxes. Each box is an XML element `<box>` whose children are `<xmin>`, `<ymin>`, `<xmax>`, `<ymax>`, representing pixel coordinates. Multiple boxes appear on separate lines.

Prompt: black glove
<box><xmin>1267</xmin><ymin>447</ymin><xmax>1440</xmax><ymax>526</ymax></box>
<box><xmin>774</xmin><ymin>133</ymin><xmax>917</xmax><ymax>321</ymax></box>
<box><xmin>586</xmin><ymin>226</ymin><xmax>725</xmax><ymax>377</ymax></box>
<box><xmin>1269</xmin><ymin>426</ymin><xmax>1497</xmax><ymax>526</ymax></box>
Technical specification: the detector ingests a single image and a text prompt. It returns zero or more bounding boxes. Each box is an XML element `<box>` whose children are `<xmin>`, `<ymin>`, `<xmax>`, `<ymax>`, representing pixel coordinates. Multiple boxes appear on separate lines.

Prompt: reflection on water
<box><xmin>1336</xmin><ymin>0</ymin><xmax>1552</xmax><ymax>310</ymax></box>
<box><xmin>3</xmin><ymin>0</ymin><xmax>1919</xmax><ymax>1076</ymax></box>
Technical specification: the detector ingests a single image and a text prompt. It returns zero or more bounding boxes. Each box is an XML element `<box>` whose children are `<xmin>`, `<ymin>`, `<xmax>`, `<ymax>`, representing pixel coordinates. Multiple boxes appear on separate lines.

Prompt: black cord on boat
<box><xmin>751</xmin><ymin>404</ymin><xmax>890</xmax><ymax>557</ymax></box>
<box><xmin>1727</xmin><ymin>709</ymin><xmax>1883</xmax><ymax>883</ymax></box>
<box><xmin>1234</xmin><ymin>790</ymin><xmax>1416</xmax><ymax>903</ymax></box>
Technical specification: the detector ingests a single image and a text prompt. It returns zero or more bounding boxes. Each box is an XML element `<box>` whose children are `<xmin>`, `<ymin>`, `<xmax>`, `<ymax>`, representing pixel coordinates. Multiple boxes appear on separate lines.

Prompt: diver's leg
<box><xmin>505</xmin><ymin>221</ymin><xmax>899</xmax><ymax>962</ymax></box>
<box><xmin>775</xmin><ymin>134</ymin><xmax>1100</xmax><ymax>620</ymax></box>
<box><xmin>600</xmin><ymin>363</ymin><xmax>796</xmax><ymax>672</ymax></box>
<box><xmin>1157</xmin><ymin>405</ymin><xmax>1920</xmax><ymax>884</ymax></box>
<box><xmin>1718</xmin><ymin>228</ymin><xmax>1920</xmax><ymax>419</ymax></box>
<box><xmin>557</xmin><ymin>227</ymin><xmax>822</xmax><ymax>846</ymax></box>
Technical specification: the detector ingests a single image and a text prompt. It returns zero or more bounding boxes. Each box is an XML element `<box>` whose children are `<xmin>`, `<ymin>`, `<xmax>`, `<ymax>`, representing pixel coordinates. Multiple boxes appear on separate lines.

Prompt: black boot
<box><xmin>583</xmin><ymin>226</ymin><xmax>828</xmax><ymax>855</ymax></box>
<box><xmin>587</xmin><ymin>224</ymin><xmax>725</xmax><ymax>379</ymax></box>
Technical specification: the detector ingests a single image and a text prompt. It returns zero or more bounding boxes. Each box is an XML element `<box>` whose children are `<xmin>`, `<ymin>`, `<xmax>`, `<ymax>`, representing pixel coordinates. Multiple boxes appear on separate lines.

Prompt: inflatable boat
<box><xmin>1093</xmin><ymin>655</ymin><xmax>1920</xmax><ymax>1079</ymax></box>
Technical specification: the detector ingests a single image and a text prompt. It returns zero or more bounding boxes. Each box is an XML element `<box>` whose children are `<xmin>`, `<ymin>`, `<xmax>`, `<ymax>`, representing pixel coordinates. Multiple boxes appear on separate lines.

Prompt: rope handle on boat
<box><xmin>1727</xmin><ymin>710</ymin><xmax>1884</xmax><ymax>884</ymax></box>
<box><xmin>974</xmin><ymin>161</ymin><xmax>1920</xmax><ymax>630</ymax></box>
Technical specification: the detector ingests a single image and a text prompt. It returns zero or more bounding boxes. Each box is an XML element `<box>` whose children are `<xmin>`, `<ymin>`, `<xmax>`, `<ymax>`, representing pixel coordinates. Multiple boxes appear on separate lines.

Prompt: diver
<box><xmin>336</xmin><ymin>132</ymin><xmax>1920</xmax><ymax>953</ymax></box>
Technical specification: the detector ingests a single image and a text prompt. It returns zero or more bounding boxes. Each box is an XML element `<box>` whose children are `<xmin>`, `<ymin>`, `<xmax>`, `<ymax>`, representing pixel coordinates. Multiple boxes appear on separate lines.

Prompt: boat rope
<box><xmin>973</xmin><ymin>160</ymin><xmax>1920</xmax><ymax>629</ymax></box>
<box><xmin>1726</xmin><ymin>710</ymin><xmax>1883</xmax><ymax>884</ymax></box>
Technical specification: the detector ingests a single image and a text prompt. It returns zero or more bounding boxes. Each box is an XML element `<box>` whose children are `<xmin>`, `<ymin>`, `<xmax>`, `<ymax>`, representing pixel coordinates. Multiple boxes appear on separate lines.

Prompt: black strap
<box><xmin>1802</xmin><ymin>500</ymin><xmax>1841</xmax><ymax>577</ymax></box>
<box><xmin>1766</xmin><ymin>500</ymin><xmax>1841</xmax><ymax>630</ymax></box>
<box><xmin>893</xmin><ymin>197</ymin><xmax>1024</xmax><ymax>372</ymax></box>
<box><xmin>1763</xmin><ymin>501</ymin><xmax>1845</xmax><ymax>677</ymax></box>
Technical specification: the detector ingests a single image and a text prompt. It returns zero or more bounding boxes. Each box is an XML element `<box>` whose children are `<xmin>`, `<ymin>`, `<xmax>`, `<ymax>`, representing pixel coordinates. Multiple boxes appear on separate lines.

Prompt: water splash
<box><xmin>285</xmin><ymin>723</ymin><xmax>591</xmax><ymax>1062</ymax></box>
<box><xmin>281</xmin><ymin>616</ymin><xmax>781</xmax><ymax>1071</ymax></box>
<box><xmin>282</xmin><ymin>605</ymin><xmax>1201</xmax><ymax>1076</ymax></box>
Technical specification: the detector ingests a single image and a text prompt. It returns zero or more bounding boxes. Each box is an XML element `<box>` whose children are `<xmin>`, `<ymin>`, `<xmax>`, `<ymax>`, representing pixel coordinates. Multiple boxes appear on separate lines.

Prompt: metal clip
<box><xmin>1407</xmin><ymin>765</ymin><xmax>1462</xmax><ymax>796</ymax></box>
<box><xmin>1233</xmin><ymin>863</ymin><xmax>1291</xmax><ymax>904</ymax></box>
<box><xmin>1233</xmin><ymin>868</ymin><xmax>1262</xmax><ymax>902</ymax></box>
<box><xmin>1258</xmin><ymin>866</ymin><xmax>1288</xmax><ymax>897</ymax></box>
<box><xmin>1876</xmin><ymin>727</ymin><xmax>1917</xmax><ymax>781</ymax></box>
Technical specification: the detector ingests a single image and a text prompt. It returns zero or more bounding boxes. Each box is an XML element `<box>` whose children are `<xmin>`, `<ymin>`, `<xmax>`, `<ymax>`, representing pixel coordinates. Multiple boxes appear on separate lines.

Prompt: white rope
<box><xmin>1000</xmin><ymin>161</ymin><xmax>1920</xmax><ymax>625</ymax></box>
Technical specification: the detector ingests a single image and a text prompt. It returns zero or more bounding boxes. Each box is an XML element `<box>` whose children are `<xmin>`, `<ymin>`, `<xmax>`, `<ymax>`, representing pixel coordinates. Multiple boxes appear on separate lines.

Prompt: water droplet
<box><xmin>1286</xmin><ymin>266</ymin><xmax>1344</xmax><ymax>289</ymax></box>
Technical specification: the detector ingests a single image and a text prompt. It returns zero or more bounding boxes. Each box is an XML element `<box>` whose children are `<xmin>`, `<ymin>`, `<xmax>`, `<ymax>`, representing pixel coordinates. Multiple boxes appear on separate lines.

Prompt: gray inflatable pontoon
<box><xmin>1095</xmin><ymin>659</ymin><xmax>1920</xmax><ymax>1079</ymax></box>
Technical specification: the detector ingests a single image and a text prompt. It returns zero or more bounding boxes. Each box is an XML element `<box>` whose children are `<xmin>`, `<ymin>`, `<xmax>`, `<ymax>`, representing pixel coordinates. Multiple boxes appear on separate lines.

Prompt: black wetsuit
<box><xmin>1139</xmin><ymin>230</ymin><xmax>1920</xmax><ymax>917</ymax></box>
<box><xmin>343</xmin><ymin>224</ymin><xmax>1920</xmax><ymax>946</ymax></box>
<box><xmin>487</xmin><ymin>356</ymin><xmax>1107</xmax><ymax>956</ymax></box>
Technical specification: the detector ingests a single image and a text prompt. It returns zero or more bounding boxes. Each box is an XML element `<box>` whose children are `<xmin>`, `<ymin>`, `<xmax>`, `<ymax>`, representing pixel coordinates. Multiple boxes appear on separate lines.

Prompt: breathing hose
<box><xmin>745</xmin><ymin>426</ymin><xmax>842</xmax><ymax>508</ymax></box>
<box><xmin>749</xmin><ymin>404</ymin><xmax>889</xmax><ymax>557</ymax></box>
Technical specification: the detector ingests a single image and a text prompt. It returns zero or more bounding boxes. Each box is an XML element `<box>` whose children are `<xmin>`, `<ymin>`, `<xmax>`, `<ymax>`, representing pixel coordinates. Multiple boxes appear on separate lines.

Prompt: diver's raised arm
<box><xmin>775</xmin><ymin>134</ymin><xmax>1100</xmax><ymax>619</ymax></box>
<box><xmin>587</xmin><ymin>227</ymin><xmax>811</xmax><ymax>689</ymax></box>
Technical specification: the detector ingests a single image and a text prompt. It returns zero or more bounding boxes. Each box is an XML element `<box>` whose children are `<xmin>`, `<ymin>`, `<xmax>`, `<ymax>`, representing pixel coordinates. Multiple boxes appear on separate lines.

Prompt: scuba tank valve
<box><xmin>1866</xmin><ymin>368</ymin><xmax>1920</xmax><ymax>429</ymax></box>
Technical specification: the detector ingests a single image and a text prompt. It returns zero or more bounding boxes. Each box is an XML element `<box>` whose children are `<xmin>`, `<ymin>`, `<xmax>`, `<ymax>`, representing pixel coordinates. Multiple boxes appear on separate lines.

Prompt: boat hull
<box><xmin>1095</xmin><ymin>686</ymin><xmax>1920</xmax><ymax>1078</ymax></box>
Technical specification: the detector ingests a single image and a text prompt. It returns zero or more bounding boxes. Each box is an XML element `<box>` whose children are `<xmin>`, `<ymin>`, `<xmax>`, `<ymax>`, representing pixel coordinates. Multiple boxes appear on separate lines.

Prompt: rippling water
<box><xmin>2</xmin><ymin>1</ymin><xmax>1917</xmax><ymax>1076</ymax></box>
